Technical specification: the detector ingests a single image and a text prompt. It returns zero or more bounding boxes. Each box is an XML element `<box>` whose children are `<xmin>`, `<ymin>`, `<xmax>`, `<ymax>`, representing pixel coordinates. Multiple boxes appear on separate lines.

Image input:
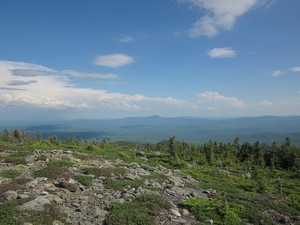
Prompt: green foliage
<box><xmin>2</xmin><ymin>156</ymin><xmax>27</xmax><ymax>165</ymax></box>
<box><xmin>33</xmin><ymin>159</ymin><xmax>74</xmax><ymax>179</ymax></box>
<box><xmin>285</xmin><ymin>194</ymin><xmax>300</xmax><ymax>210</ymax></box>
<box><xmin>143</xmin><ymin>172</ymin><xmax>168</xmax><ymax>183</ymax></box>
<box><xmin>104</xmin><ymin>194</ymin><xmax>171</xmax><ymax>225</ymax></box>
<box><xmin>84</xmin><ymin>167</ymin><xmax>127</xmax><ymax>178</ymax></box>
<box><xmin>181</xmin><ymin>197</ymin><xmax>245</xmax><ymax>225</ymax></box>
<box><xmin>1</xmin><ymin>128</ymin><xmax>300</xmax><ymax>224</ymax></box>
<box><xmin>46</xmin><ymin>158</ymin><xmax>74</xmax><ymax>168</ymax></box>
<box><xmin>0</xmin><ymin>169</ymin><xmax>21</xmax><ymax>178</ymax></box>
<box><xmin>73</xmin><ymin>175</ymin><xmax>93</xmax><ymax>187</ymax></box>
<box><xmin>103</xmin><ymin>177</ymin><xmax>144</xmax><ymax>191</ymax></box>
<box><xmin>0</xmin><ymin>198</ymin><xmax>67</xmax><ymax>225</ymax></box>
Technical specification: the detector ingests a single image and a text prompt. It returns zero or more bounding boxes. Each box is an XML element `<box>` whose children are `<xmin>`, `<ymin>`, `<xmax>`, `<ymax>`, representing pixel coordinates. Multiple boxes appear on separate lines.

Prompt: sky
<box><xmin>0</xmin><ymin>0</ymin><xmax>300</xmax><ymax>120</ymax></box>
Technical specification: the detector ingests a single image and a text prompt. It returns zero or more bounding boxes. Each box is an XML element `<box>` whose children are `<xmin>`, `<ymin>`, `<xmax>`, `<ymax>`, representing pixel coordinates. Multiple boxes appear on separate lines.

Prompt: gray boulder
<box><xmin>18</xmin><ymin>196</ymin><xmax>51</xmax><ymax>211</ymax></box>
<box><xmin>3</xmin><ymin>190</ymin><xmax>18</xmax><ymax>201</ymax></box>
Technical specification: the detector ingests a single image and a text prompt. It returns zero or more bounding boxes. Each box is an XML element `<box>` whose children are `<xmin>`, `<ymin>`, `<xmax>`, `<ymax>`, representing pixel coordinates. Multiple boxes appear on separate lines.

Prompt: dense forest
<box><xmin>0</xmin><ymin>128</ymin><xmax>299</xmax><ymax>224</ymax></box>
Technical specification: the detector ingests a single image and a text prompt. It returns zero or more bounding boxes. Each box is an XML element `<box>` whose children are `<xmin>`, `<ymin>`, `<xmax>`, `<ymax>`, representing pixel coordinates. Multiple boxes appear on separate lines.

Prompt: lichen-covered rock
<box><xmin>18</xmin><ymin>196</ymin><xmax>51</xmax><ymax>211</ymax></box>
<box><xmin>3</xmin><ymin>190</ymin><xmax>18</xmax><ymax>201</ymax></box>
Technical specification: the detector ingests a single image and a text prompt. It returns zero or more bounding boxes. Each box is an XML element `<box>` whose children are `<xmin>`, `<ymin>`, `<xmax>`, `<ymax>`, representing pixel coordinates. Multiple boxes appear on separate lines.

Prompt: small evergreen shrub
<box><xmin>0</xmin><ymin>169</ymin><xmax>21</xmax><ymax>178</ymax></box>
<box><xmin>33</xmin><ymin>159</ymin><xmax>74</xmax><ymax>179</ymax></box>
<box><xmin>104</xmin><ymin>194</ymin><xmax>171</xmax><ymax>225</ymax></box>
<box><xmin>73</xmin><ymin>175</ymin><xmax>93</xmax><ymax>187</ymax></box>
<box><xmin>84</xmin><ymin>167</ymin><xmax>127</xmax><ymax>178</ymax></box>
<box><xmin>181</xmin><ymin>197</ymin><xmax>245</xmax><ymax>225</ymax></box>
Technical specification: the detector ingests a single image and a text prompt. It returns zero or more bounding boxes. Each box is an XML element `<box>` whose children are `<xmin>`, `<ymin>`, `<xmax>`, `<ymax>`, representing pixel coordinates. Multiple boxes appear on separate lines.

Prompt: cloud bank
<box><xmin>198</xmin><ymin>91</ymin><xmax>246</xmax><ymax>108</ymax></box>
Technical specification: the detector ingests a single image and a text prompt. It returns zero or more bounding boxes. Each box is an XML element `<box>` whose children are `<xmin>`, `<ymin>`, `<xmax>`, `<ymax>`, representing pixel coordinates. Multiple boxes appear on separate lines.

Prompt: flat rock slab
<box><xmin>18</xmin><ymin>196</ymin><xmax>51</xmax><ymax>211</ymax></box>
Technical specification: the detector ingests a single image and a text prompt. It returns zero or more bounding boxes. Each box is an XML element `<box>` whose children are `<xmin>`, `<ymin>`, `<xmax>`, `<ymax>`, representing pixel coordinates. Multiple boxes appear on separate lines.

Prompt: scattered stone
<box><xmin>204</xmin><ymin>219</ymin><xmax>214</xmax><ymax>224</ymax></box>
<box><xmin>72</xmin><ymin>203</ymin><xmax>80</xmax><ymax>208</ymax></box>
<box><xmin>52</xmin><ymin>220</ymin><xmax>64</xmax><ymax>225</ymax></box>
<box><xmin>25</xmin><ymin>179</ymin><xmax>38</xmax><ymax>188</ymax></box>
<box><xmin>0</xmin><ymin>149</ymin><xmax>211</xmax><ymax>225</ymax></box>
<box><xmin>18</xmin><ymin>194</ymin><xmax>30</xmax><ymax>199</ymax></box>
<box><xmin>172</xmin><ymin>218</ymin><xmax>187</xmax><ymax>224</ymax></box>
<box><xmin>93</xmin><ymin>207</ymin><xmax>109</xmax><ymax>218</ymax></box>
<box><xmin>203</xmin><ymin>189</ymin><xmax>218</xmax><ymax>195</ymax></box>
<box><xmin>170</xmin><ymin>208</ymin><xmax>181</xmax><ymax>217</ymax></box>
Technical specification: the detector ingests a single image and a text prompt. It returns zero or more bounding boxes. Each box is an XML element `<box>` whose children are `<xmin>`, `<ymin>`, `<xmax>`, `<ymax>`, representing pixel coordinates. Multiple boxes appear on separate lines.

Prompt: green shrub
<box><xmin>33</xmin><ymin>167</ymin><xmax>73</xmax><ymax>180</ymax></box>
<box><xmin>46</xmin><ymin>158</ymin><xmax>74</xmax><ymax>168</ymax></box>
<box><xmin>286</xmin><ymin>194</ymin><xmax>300</xmax><ymax>210</ymax></box>
<box><xmin>36</xmin><ymin>155</ymin><xmax>47</xmax><ymax>161</ymax></box>
<box><xmin>3</xmin><ymin>156</ymin><xmax>27</xmax><ymax>165</ymax></box>
<box><xmin>32</xmin><ymin>158</ymin><xmax>74</xmax><ymax>179</ymax></box>
<box><xmin>103</xmin><ymin>178</ymin><xmax>144</xmax><ymax>191</ymax></box>
<box><xmin>104</xmin><ymin>194</ymin><xmax>170</xmax><ymax>225</ymax></box>
<box><xmin>0</xmin><ymin>169</ymin><xmax>21</xmax><ymax>178</ymax></box>
<box><xmin>143</xmin><ymin>172</ymin><xmax>168</xmax><ymax>184</ymax></box>
<box><xmin>73</xmin><ymin>175</ymin><xmax>93</xmax><ymax>187</ymax></box>
<box><xmin>0</xmin><ymin>198</ymin><xmax>67</xmax><ymax>225</ymax></box>
<box><xmin>84</xmin><ymin>167</ymin><xmax>127</xmax><ymax>178</ymax></box>
<box><xmin>181</xmin><ymin>197</ymin><xmax>245</xmax><ymax>225</ymax></box>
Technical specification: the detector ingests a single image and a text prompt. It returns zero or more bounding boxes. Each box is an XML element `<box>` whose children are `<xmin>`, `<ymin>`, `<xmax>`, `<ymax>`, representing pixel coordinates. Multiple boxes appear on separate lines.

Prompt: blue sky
<box><xmin>1</xmin><ymin>0</ymin><xmax>300</xmax><ymax>120</ymax></box>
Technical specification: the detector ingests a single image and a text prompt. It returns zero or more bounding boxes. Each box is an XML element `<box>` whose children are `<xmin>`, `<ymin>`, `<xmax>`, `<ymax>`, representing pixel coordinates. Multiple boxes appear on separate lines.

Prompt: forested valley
<box><xmin>0</xmin><ymin>128</ymin><xmax>299</xmax><ymax>224</ymax></box>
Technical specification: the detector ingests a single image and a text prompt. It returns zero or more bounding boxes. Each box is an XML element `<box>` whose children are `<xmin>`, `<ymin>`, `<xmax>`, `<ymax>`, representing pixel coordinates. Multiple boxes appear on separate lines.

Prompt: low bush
<box><xmin>84</xmin><ymin>167</ymin><xmax>127</xmax><ymax>178</ymax></box>
<box><xmin>104</xmin><ymin>194</ymin><xmax>171</xmax><ymax>225</ymax></box>
<box><xmin>0</xmin><ymin>169</ymin><xmax>21</xmax><ymax>178</ymax></box>
<box><xmin>0</xmin><ymin>198</ymin><xmax>68</xmax><ymax>225</ymax></box>
<box><xmin>32</xmin><ymin>159</ymin><xmax>74</xmax><ymax>179</ymax></box>
<box><xmin>73</xmin><ymin>175</ymin><xmax>93</xmax><ymax>187</ymax></box>
<box><xmin>181</xmin><ymin>196</ymin><xmax>245</xmax><ymax>225</ymax></box>
<box><xmin>0</xmin><ymin>178</ymin><xmax>31</xmax><ymax>196</ymax></box>
<box><xmin>103</xmin><ymin>178</ymin><xmax>144</xmax><ymax>191</ymax></box>
<box><xmin>3</xmin><ymin>156</ymin><xmax>27</xmax><ymax>165</ymax></box>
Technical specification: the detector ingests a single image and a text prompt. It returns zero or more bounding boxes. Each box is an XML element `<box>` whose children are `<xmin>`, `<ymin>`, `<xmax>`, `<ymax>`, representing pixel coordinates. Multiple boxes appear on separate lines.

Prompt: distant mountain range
<box><xmin>1</xmin><ymin>115</ymin><xmax>300</xmax><ymax>146</ymax></box>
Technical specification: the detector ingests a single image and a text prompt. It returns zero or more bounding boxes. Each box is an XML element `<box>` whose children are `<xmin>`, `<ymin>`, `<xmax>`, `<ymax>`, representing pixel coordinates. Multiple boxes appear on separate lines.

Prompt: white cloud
<box><xmin>12</xmin><ymin>69</ymin><xmax>119</xmax><ymax>79</ymax></box>
<box><xmin>0</xmin><ymin>60</ymin><xmax>189</xmax><ymax>114</ymax></box>
<box><xmin>117</xmin><ymin>35</ymin><xmax>134</xmax><ymax>43</ymax></box>
<box><xmin>7</xmin><ymin>80</ymin><xmax>37</xmax><ymax>86</ymax></box>
<box><xmin>256</xmin><ymin>100</ymin><xmax>274</xmax><ymax>106</ymax></box>
<box><xmin>198</xmin><ymin>91</ymin><xmax>246</xmax><ymax>108</ymax></box>
<box><xmin>290</xmin><ymin>67</ymin><xmax>300</xmax><ymax>72</ymax></box>
<box><xmin>181</xmin><ymin>0</ymin><xmax>258</xmax><ymax>37</ymax></box>
<box><xmin>271</xmin><ymin>70</ymin><xmax>284</xmax><ymax>77</ymax></box>
<box><xmin>93</xmin><ymin>54</ymin><xmax>135</xmax><ymax>68</ymax></box>
<box><xmin>207</xmin><ymin>47</ymin><xmax>236</xmax><ymax>58</ymax></box>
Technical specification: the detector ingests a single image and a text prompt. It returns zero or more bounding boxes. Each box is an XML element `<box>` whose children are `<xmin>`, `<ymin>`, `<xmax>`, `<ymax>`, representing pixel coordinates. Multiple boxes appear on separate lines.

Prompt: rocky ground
<box><xmin>0</xmin><ymin>149</ymin><xmax>214</xmax><ymax>225</ymax></box>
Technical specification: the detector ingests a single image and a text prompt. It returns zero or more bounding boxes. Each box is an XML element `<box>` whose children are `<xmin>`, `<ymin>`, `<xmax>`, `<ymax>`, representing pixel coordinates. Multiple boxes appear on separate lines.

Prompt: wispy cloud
<box><xmin>7</xmin><ymin>80</ymin><xmax>37</xmax><ymax>86</ymax></box>
<box><xmin>198</xmin><ymin>91</ymin><xmax>246</xmax><ymax>108</ymax></box>
<box><xmin>256</xmin><ymin>100</ymin><xmax>274</xmax><ymax>106</ymax></box>
<box><xmin>117</xmin><ymin>35</ymin><xmax>134</xmax><ymax>43</ymax></box>
<box><xmin>290</xmin><ymin>67</ymin><xmax>300</xmax><ymax>72</ymax></box>
<box><xmin>271</xmin><ymin>70</ymin><xmax>284</xmax><ymax>77</ymax></box>
<box><xmin>12</xmin><ymin>69</ymin><xmax>119</xmax><ymax>79</ymax></box>
<box><xmin>93</xmin><ymin>54</ymin><xmax>136</xmax><ymax>68</ymax></box>
<box><xmin>181</xmin><ymin>0</ymin><xmax>258</xmax><ymax>37</ymax></box>
<box><xmin>207</xmin><ymin>47</ymin><xmax>237</xmax><ymax>58</ymax></box>
<box><xmin>0</xmin><ymin>87</ymin><xmax>26</xmax><ymax>91</ymax></box>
